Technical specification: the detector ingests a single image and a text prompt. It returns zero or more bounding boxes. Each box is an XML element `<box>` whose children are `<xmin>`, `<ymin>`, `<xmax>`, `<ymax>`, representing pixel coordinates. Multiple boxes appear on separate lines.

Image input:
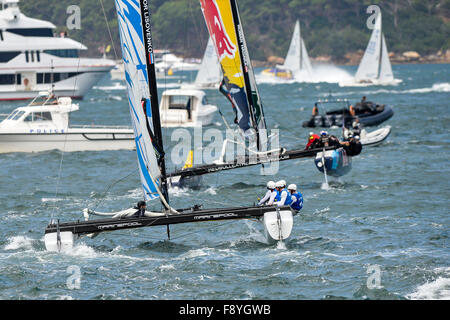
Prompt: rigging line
<box><xmin>51</xmin><ymin>39</ymin><xmax>84</xmax><ymax>221</ymax></box>
<box><xmin>98</xmin><ymin>0</ymin><xmax>119</xmax><ymax>61</ymax></box>
<box><xmin>89</xmin><ymin>169</ymin><xmax>137</xmax><ymax>213</ymax></box>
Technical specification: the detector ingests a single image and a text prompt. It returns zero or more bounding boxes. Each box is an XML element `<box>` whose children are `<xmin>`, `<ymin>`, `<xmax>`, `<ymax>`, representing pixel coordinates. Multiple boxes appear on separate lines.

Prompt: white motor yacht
<box><xmin>0</xmin><ymin>0</ymin><xmax>116</xmax><ymax>101</ymax></box>
<box><xmin>0</xmin><ymin>92</ymin><xmax>134</xmax><ymax>153</ymax></box>
<box><xmin>159</xmin><ymin>89</ymin><xmax>217</xmax><ymax>127</ymax></box>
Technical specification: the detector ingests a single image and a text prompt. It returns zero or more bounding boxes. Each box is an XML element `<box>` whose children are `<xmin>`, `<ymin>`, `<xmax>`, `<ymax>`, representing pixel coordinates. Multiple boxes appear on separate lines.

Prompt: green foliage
<box><xmin>19</xmin><ymin>0</ymin><xmax>450</xmax><ymax>61</ymax></box>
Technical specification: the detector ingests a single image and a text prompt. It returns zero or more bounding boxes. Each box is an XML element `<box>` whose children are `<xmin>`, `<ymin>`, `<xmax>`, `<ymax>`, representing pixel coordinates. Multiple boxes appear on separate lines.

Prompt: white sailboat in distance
<box><xmin>181</xmin><ymin>37</ymin><xmax>221</xmax><ymax>89</ymax></box>
<box><xmin>341</xmin><ymin>12</ymin><xmax>401</xmax><ymax>86</ymax></box>
<box><xmin>261</xmin><ymin>20</ymin><xmax>313</xmax><ymax>82</ymax></box>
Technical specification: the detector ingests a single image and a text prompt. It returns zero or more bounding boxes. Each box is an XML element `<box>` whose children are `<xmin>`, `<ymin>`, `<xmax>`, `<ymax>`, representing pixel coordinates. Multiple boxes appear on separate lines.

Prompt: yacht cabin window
<box><xmin>0</xmin><ymin>51</ymin><xmax>21</xmax><ymax>63</ymax></box>
<box><xmin>6</xmin><ymin>110</ymin><xmax>25</xmax><ymax>121</ymax></box>
<box><xmin>6</xmin><ymin>28</ymin><xmax>54</xmax><ymax>37</ymax></box>
<box><xmin>168</xmin><ymin>95</ymin><xmax>194</xmax><ymax>110</ymax></box>
<box><xmin>24</xmin><ymin>112</ymin><xmax>52</xmax><ymax>122</ymax></box>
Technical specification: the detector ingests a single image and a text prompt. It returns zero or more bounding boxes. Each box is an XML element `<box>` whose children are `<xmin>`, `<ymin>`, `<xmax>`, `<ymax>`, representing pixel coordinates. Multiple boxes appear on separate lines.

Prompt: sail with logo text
<box><xmin>167</xmin><ymin>0</ymin><xmax>338</xmax><ymax>186</ymax></box>
<box><xmin>43</xmin><ymin>0</ymin><xmax>297</xmax><ymax>252</ymax></box>
<box><xmin>200</xmin><ymin>0</ymin><xmax>268</xmax><ymax>153</ymax></box>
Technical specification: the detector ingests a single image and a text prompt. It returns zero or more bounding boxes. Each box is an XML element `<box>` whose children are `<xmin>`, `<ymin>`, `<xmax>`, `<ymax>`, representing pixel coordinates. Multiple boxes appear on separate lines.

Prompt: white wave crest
<box><xmin>407</xmin><ymin>277</ymin><xmax>450</xmax><ymax>300</ymax></box>
<box><xmin>4</xmin><ymin>235</ymin><xmax>34</xmax><ymax>250</ymax></box>
<box><xmin>332</xmin><ymin>82</ymin><xmax>450</xmax><ymax>96</ymax></box>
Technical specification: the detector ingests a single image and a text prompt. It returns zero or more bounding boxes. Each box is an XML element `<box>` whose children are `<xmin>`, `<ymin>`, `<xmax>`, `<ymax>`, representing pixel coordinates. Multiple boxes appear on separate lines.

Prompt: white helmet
<box><xmin>288</xmin><ymin>184</ymin><xmax>297</xmax><ymax>191</ymax></box>
<box><xmin>275</xmin><ymin>180</ymin><xmax>285</xmax><ymax>188</ymax></box>
<box><xmin>267</xmin><ymin>181</ymin><xmax>275</xmax><ymax>189</ymax></box>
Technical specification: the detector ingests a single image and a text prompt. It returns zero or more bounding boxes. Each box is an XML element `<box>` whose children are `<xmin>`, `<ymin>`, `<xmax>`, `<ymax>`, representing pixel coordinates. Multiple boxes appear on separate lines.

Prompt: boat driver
<box><xmin>258</xmin><ymin>181</ymin><xmax>277</xmax><ymax>206</ymax></box>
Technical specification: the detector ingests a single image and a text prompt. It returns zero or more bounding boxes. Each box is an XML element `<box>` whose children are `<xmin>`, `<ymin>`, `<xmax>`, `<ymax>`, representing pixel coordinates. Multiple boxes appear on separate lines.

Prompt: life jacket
<box><xmin>290</xmin><ymin>191</ymin><xmax>303</xmax><ymax>211</ymax></box>
<box><xmin>306</xmin><ymin>134</ymin><xmax>320</xmax><ymax>149</ymax></box>
<box><xmin>277</xmin><ymin>188</ymin><xmax>292</xmax><ymax>205</ymax></box>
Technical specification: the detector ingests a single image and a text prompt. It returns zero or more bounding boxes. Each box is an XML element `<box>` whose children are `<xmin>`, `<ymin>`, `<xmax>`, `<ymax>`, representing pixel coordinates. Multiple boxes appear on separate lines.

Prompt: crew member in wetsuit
<box><xmin>133</xmin><ymin>201</ymin><xmax>147</xmax><ymax>218</ymax></box>
<box><xmin>287</xmin><ymin>184</ymin><xmax>303</xmax><ymax>213</ymax></box>
<box><xmin>258</xmin><ymin>181</ymin><xmax>277</xmax><ymax>206</ymax></box>
<box><xmin>316</xmin><ymin>131</ymin><xmax>341</xmax><ymax>148</ymax></box>
<box><xmin>341</xmin><ymin>136</ymin><xmax>362</xmax><ymax>156</ymax></box>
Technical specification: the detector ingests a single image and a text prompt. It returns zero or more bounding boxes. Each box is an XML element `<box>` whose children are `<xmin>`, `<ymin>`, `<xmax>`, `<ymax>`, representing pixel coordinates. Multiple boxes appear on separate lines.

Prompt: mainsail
<box><xmin>279</xmin><ymin>20</ymin><xmax>313</xmax><ymax>77</ymax></box>
<box><xmin>115</xmin><ymin>0</ymin><xmax>169</xmax><ymax>205</ymax></box>
<box><xmin>194</xmin><ymin>37</ymin><xmax>222</xmax><ymax>87</ymax></box>
<box><xmin>200</xmin><ymin>0</ymin><xmax>268</xmax><ymax>152</ymax></box>
<box><xmin>355</xmin><ymin>13</ymin><xmax>393</xmax><ymax>83</ymax></box>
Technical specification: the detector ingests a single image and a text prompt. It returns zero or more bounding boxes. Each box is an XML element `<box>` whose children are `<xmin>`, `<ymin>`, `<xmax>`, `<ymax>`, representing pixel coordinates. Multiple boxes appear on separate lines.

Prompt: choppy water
<box><xmin>0</xmin><ymin>64</ymin><xmax>448</xmax><ymax>300</ymax></box>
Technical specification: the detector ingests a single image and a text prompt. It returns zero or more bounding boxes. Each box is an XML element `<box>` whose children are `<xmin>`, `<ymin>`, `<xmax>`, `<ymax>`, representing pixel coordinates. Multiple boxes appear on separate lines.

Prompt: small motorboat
<box><xmin>260</xmin><ymin>67</ymin><xmax>294</xmax><ymax>80</ymax></box>
<box><xmin>344</xmin><ymin>125</ymin><xmax>391</xmax><ymax>147</ymax></box>
<box><xmin>0</xmin><ymin>92</ymin><xmax>134</xmax><ymax>153</ymax></box>
<box><xmin>159</xmin><ymin>89</ymin><xmax>217</xmax><ymax>127</ymax></box>
<box><xmin>314</xmin><ymin>147</ymin><xmax>352</xmax><ymax>177</ymax></box>
<box><xmin>302</xmin><ymin>98</ymin><xmax>394</xmax><ymax>128</ymax></box>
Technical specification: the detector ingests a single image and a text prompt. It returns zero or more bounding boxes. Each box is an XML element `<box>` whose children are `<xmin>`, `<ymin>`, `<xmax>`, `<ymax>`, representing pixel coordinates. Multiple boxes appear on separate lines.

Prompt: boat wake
<box><xmin>256</xmin><ymin>64</ymin><xmax>353</xmax><ymax>84</ymax></box>
<box><xmin>407</xmin><ymin>276</ymin><xmax>450</xmax><ymax>300</ymax></box>
<box><xmin>338</xmin><ymin>78</ymin><xmax>403</xmax><ymax>87</ymax></box>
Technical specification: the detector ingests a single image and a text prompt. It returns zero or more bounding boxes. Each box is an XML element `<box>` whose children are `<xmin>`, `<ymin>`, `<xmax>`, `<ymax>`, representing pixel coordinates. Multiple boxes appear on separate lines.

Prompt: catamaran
<box><xmin>261</xmin><ymin>20</ymin><xmax>313</xmax><ymax>81</ymax></box>
<box><xmin>341</xmin><ymin>13</ymin><xmax>401</xmax><ymax>86</ymax></box>
<box><xmin>44</xmin><ymin>0</ymin><xmax>303</xmax><ymax>252</ymax></box>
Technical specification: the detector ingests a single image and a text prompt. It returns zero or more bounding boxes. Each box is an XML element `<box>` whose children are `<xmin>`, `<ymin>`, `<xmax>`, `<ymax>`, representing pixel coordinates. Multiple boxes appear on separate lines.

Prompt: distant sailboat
<box><xmin>181</xmin><ymin>37</ymin><xmax>221</xmax><ymax>89</ymax></box>
<box><xmin>261</xmin><ymin>20</ymin><xmax>313</xmax><ymax>81</ymax></box>
<box><xmin>352</xmin><ymin>13</ymin><xmax>400</xmax><ymax>85</ymax></box>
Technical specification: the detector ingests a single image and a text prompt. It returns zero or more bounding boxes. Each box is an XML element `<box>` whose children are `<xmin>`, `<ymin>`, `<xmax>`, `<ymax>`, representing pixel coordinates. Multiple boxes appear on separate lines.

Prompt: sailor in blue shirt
<box><xmin>287</xmin><ymin>184</ymin><xmax>303</xmax><ymax>213</ymax></box>
<box><xmin>275</xmin><ymin>180</ymin><xmax>292</xmax><ymax>207</ymax></box>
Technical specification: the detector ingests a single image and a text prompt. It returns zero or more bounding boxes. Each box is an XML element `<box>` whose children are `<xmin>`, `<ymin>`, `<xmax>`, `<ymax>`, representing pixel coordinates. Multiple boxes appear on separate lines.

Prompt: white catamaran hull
<box><xmin>0</xmin><ymin>129</ymin><xmax>134</xmax><ymax>153</ymax></box>
<box><xmin>263</xmin><ymin>210</ymin><xmax>294</xmax><ymax>244</ymax></box>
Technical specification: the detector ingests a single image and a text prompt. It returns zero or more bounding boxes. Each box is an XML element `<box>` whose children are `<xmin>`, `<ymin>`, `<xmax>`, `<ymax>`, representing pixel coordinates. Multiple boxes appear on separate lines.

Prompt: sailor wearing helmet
<box><xmin>274</xmin><ymin>180</ymin><xmax>292</xmax><ymax>207</ymax></box>
<box><xmin>287</xmin><ymin>184</ymin><xmax>303</xmax><ymax>213</ymax></box>
<box><xmin>258</xmin><ymin>181</ymin><xmax>277</xmax><ymax>206</ymax></box>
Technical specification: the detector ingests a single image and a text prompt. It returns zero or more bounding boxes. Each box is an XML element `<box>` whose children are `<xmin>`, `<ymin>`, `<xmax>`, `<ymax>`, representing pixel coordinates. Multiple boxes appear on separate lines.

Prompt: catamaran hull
<box><xmin>263</xmin><ymin>210</ymin><xmax>294</xmax><ymax>244</ymax></box>
<box><xmin>315</xmin><ymin>148</ymin><xmax>352</xmax><ymax>177</ymax></box>
<box><xmin>168</xmin><ymin>174</ymin><xmax>203</xmax><ymax>190</ymax></box>
<box><xmin>0</xmin><ymin>131</ymin><xmax>135</xmax><ymax>153</ymax></box>
<box><xmin>44</xmin><ymin>205</ymin><xmax>295</xmax><ymax>251</ymax></box>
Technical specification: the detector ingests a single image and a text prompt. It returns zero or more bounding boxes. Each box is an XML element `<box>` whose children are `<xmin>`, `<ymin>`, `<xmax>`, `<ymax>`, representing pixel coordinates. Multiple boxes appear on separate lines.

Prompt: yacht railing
<box><xmin>70</xmin><ymin>124</ymin><xmax>132</xmax><ymax>129</ymax></box>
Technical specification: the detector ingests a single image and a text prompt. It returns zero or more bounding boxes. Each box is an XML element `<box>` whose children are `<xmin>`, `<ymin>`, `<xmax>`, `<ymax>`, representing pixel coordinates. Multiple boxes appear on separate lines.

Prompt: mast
<box><xmin>229</xmin><ymin>0</ymin><xmax>267</xmax><ymax>152</ymax></box>
<box><xmin>138</xmin><ymin>0</ymin><xmax>169</xmax><ymax>202</ymax></box>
